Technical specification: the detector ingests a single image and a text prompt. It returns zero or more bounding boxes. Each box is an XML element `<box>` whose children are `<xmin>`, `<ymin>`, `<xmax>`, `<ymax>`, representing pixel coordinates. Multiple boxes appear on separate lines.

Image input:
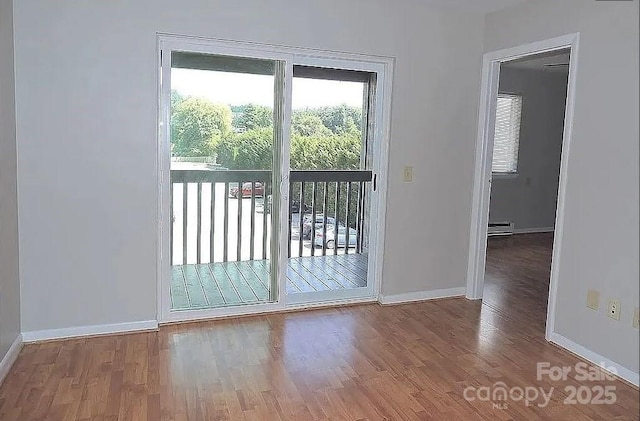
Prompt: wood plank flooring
<box><xmin>1</xmin><ymin>233</ymin><xmax>638</xmax><ymax>420</ymax></box>
<box><xmin>171</xmin><ymin>254</ymin><xmax>368</xmax><ymax>310</ymax></box>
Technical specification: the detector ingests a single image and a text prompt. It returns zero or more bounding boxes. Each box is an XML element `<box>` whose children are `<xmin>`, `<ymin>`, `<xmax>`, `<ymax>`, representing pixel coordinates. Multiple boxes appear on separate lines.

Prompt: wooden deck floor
<box><xmin>171</xmin><ymin>254</ymin><xmax>368</xmax><ymax>310</ymax></box>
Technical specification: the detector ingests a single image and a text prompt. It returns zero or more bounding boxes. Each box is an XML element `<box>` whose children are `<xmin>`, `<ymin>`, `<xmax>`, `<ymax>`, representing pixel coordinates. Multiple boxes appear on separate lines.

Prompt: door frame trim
<box><xmin>465</xmin><ymin>32</ymin><xmax>580</xmax><ymax>342</ymax></box>
<box><xmin>156</xmin><ymin>33</ymin><xmax>394</xmax><ymax>323</ymax></box>
<box><xmin>285</xmin><ymin>54</ymin><xmax>390</xmax><ymax>306</ymax></box>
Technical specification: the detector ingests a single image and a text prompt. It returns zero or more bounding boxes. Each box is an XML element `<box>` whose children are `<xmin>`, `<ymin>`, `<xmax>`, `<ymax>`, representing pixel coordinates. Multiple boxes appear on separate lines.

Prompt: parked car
<box><xmin>230</xmin><ymin>182</ymin><xmax>264</xmax><ymax>198</ymax></box>
<box><xmin>314</xmin><ymin>225</ymin><xmax>358</xmax><ymax>249</ymax></box>
<box><xmin>302</xmin><ymin>214</ymin><xmax>340</xmax><ymax>239</ymax></box>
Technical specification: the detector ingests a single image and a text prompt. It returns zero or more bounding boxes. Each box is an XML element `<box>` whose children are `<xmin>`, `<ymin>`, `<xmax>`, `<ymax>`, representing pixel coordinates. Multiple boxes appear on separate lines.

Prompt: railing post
<box><xmin>322</xmin><ymin>182</ymin><xmax>329</xmax><ymax>256</ymax></box>
<box><xmin>182</xmin><ymin>183</ymin><xmax>188</xmax><ymax>265</ymax></box>
<box><xmin>223</xmin><ymin>183</ymin><xmax>229</xmax><ymax>263</ymax></box>
<box><xmin>237</xmin><ymin>181</ymin><xmax>243</xmax><ymax>262</ymax></box>
<box><xmin>210</xmin><ymin>182</ymin><xmax>215</xmax><ymax>263</ymax></box>
<box><xmin>196</xmin><ymin>183</ymin><xmax>202</xmax><ymax>264</ymax></box>
<box><xmin>334</xmin><ymin>181</ymin><xmax>340</xmax><ymax>255</ymax></box>
<box><xmin>298</xmin><ymin>181</ymin><xmax>305</xmax><ymax>258</ymax></box>
<box><xmin>356</xmin><ymin>181</ymin><xmax>364</xmax><ymax>254</ymax></box>
<box><xmin>345</xmin><ymin>182</ymin><xmax>352</xmax><ymax>256</ymax></box>
<box><xmin>262</xmin><ymin>181</ymin><xmax>269</xmax><ymax>260</ymax></box>
<box><xmin>287</xmin><ymin>182</ymin><xmax>293</xmax><ymax>259</ymax></box>
<box><xmin>310</xmin><ymin>182</ymin><xmax>317</xmax><ymax>257</ymax></box>
<box><xmin>170</xmin><ymin>182</ymin><xmax>174</xmax><ymax>264</ymax></box>
<box><xmin>250</xmin><ymin>182</ymin><xmax>256</xmax><ymax>261</ymax></box>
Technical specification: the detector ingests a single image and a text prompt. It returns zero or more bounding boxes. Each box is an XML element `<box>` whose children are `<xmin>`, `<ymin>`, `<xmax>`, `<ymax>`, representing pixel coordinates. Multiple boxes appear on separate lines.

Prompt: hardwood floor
<box><xmin>483</xmin><ymin>233</ymin><xmax>555</xmax><ymax>334</ymax></box>
<box><xmin>1</xmin><ymin>233</ymin><xmax>638</xmax><ymax>420</ymax></box>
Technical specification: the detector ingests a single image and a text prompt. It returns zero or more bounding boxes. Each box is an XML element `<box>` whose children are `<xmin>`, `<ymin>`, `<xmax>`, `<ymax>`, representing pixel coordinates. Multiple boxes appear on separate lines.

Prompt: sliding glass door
<box><xmin>160</xmin><ymin>46</ymin><xmax>289</xmax><ymax>318</ymax></box>
<box><xmin>284</xmin><ymin>62</ymin><xmax>377</xmax><ymax>304</ymax></box>
<box><xmin>159</xmin><ymin>38</ymin><xmax>387</xmax><ymax>320</ymax></box>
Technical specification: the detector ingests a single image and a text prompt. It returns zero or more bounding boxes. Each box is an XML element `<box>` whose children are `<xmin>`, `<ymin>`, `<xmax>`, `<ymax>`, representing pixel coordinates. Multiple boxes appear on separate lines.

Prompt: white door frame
<box><xmin>465</xmin><ymin>33</ymin><xmax>580</xmax><ymax>340</ymax></box>
<box><xmin>157</xmin><ymin>35</ymin><xmax>294</xmax><ymax>323</ymax></box>
<box><xmin>285</xmin><ymin>55</ymin><xmax>389</xmax><ymax>306</ymax></box>
<box><xmin>156</xmin><ymin>34</ymin><xmax>394</xmax><ymax>323</ymax></box>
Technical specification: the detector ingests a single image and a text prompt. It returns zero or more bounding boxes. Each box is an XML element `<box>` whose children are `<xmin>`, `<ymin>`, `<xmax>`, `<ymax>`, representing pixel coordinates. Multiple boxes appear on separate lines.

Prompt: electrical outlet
<box><xmin>633</xmin><ymin>307</ymin><xmax>639</xmax><ymax>329</ymax></box>
<box><xmin>403</xmin><ymin>166</ymin><xmax>413</xmax><ymax>182</ymax></box>
<box><xmin>607</xmin><ymin>299</ymin><xmax>621</xmax><ymax>321</ymax></box>
<box><xmin>586</xmin><ymin>289</ymin><xmax>600</xmax><ymax>311</ymax></box>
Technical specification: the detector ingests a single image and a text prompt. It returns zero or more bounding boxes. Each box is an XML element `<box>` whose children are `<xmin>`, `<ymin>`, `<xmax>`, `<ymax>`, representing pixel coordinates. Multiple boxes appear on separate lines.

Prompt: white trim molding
<box><xmin>549</xmin><ymin>332</ymin><xmax>639</xmax><ymax>387</ymax></box>
<box><xmin>492</xmin><ymin>172</ymin><xmax>519</xmax><ymax>180</ymax></box>
<box><xmin>465</xmin><ymin>32</ymin><xmax>580</xmax><ymax>338</ymax></box>
<box><xmin>513</xmin><ymin>226</ymin><xmax>555</xmax><ymax>234</ymax></box>
<box><xmin>161</xmin><ymin>297</ymin><xmax>380</xmax><ymax>325</ymax></box>
<box><xmin>22</xmin><ymin>320</ymin><xmax>158</xmax><ymax>343</ymax></box>
<box><xmin>378</xmin><ymin>287</ymin><xmax>466</xmax><ymax>305</ymax></box>
<box><xmin>0</xmin><ymin>334</ymin><xmax>23</xmax><ymax>386</ymax></box>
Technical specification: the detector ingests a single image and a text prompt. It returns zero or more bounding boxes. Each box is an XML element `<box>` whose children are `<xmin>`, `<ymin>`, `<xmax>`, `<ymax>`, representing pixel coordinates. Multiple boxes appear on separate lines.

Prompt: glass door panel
<box><xmin>286</xmin><ymin>65</ymin><xmax>375</xmax><ymax>303</ymax></box>
<box><xmin>168</xmin><ymin>52</ymin><xmax>282</xmax><ymax>311</ymax></box>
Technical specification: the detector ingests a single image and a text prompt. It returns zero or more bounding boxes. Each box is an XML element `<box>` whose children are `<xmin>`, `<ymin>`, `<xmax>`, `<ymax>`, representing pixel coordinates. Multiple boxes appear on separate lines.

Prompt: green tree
<box><xmin>316</xmin><ymin>104</ymin><xmax>362</xmax><ymax>134</ymax></box>
<box><xmin>292</xmin><ymin>111</ymin><xmax>332</xmax><ymax>137</ymax></box>
<box><xmin>290</xmin><ymin>131</ymin><xmax>361</xmax><ymax>170</ymax></box>
<box><xmin>289</xmin><ymin>131</ymin><xmax>361</xmax><ymax>227</ymax></box>
<box><xmin>233</xmin><ymin>104</ymin><xmax>273</xmax><ymax>131</ymax></box>
<box><xmin>216</xmin><ymin>127</ymin><xmax>274</xmax><ymax>169</ymax></box>
<box><xmin>215</xmin><ymin>127</ymin><xmax>361</xmax><ymax>171</ymax></box>
<box><xmin>171</xmin><ymin>96</ymin><xmax>232</xmax><ymax>157</ymax></box>
<box><xmin>171</xmin><ymin>89</ymin><xmax>184</xmax><ymax>110</ymax></box>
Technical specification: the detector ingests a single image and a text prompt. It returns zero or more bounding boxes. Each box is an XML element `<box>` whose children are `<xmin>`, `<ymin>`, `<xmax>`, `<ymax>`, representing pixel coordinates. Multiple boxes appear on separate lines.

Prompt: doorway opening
<box><xmin>466</xmin><ymin>33</ymin><xmax>579</xmax><ymax>340</ymax></box>
<box><xmin>484</xmin><ymin>48</ymin><xmax>570</xmax><ymax>332</ymax></box>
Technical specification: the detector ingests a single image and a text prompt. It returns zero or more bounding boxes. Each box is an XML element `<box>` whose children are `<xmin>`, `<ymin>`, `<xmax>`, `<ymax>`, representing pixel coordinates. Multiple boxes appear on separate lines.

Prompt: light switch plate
<box><xmin>633</xmin><ymin>307</ymin><xmax>639</xmax><ymax>329</ymax></box>
<box><xmin>586</xmin><ymin>289</ymin><xmax>599</xmax><ymax>311</ymax></box>
<box><xmin>403</xmin><ymin>166</ymin><xmax>413</xmax><ymax>182</ymax></box>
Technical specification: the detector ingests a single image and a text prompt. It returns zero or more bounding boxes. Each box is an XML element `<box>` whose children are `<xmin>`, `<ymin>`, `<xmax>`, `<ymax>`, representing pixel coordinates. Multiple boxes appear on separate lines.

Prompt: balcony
<box><xmin>170</xmin><ymin>168</ymin><xmax>371</xmax><ymax>310</ymax></box>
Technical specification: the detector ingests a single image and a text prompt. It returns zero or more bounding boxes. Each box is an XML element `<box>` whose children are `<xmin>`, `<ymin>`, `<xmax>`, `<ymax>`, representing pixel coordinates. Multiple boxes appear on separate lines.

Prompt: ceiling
<box><xmin>502</xmin><ymin>50</ymin><xmax>571</xmax><ymax>72</ymax></box>
<box><xmin>420</xmin><ymin>0</ymin><xmax>527</xmax><ymax>13</ymax></box>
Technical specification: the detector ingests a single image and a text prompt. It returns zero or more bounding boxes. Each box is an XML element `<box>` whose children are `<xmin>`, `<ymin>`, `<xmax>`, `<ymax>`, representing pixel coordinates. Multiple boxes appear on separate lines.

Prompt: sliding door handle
<box><xmin>280</xmin><ymin>174</ymin><xmax>289</xmax><ymax>200</ymax></box>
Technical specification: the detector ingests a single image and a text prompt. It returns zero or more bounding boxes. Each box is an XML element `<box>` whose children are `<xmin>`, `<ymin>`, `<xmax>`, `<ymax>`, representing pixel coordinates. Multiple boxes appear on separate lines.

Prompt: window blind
<box><xmin>492</xmin><ymin>94</ymin><xmax>522</xmax><ymax>173</ymax></box>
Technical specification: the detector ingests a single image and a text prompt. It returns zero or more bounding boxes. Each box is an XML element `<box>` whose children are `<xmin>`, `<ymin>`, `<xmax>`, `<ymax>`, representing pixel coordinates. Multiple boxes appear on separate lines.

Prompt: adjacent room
<box><xmin>484</xmin><ymin>49</ymin><xmax>569</xmax><ymax>328</ymax></box>
<box><xmin>0</xmin><ymin>0</ymin><xmax>638</xmax><ymax>419</ymax></box>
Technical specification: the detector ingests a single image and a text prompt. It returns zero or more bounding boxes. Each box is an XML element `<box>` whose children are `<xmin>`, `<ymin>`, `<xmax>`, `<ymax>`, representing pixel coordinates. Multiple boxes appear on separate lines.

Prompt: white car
<box><xmin>302</xmin><ymin>214</ymin><xmax>339</xmax><ymax>239</ymax></box>
<box><xmin>314</xmin><ymin>225</ymin><xmax>358</xmax><ymax>249</ymax></box>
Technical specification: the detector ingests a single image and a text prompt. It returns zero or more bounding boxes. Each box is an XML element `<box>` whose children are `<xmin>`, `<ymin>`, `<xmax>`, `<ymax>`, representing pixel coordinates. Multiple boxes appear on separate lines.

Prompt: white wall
<box><xmin>485</xmin><ymin>0</ymin><xmax>639</xmax><ymax>374</ymax></box>
<box><xmin>13</xmin><ymin>0</ymin><xmax>485</xmax><ymax>331</ymax></box>
<box><xmin>0</xmin><ymin>0</ymin><xmax>21</xmax><ymax>359</ymax></box>
<box><xmin>489</xmin><ymin>67</ymin><xmax>568</xmax><ymax>230</ymax></box>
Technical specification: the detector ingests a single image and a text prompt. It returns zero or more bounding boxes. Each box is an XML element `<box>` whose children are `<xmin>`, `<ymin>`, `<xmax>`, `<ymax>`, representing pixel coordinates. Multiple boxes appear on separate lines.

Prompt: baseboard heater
<box><xmin>488</xmin><ymin>221</ymin><xmax>514</xmax><ymax>236</ymax></box>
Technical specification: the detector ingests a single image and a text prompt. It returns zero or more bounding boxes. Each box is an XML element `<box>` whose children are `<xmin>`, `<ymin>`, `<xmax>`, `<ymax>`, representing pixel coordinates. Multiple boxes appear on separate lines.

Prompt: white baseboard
<box><xmin>548</xmin><ymin>332</ymin><xmax>639</xmax><ymax>387</ymax></box>
<box><xmin>0</xmin><ymin>334</ymin><xmax>23</xmax><ymax>386</ymax></box>
<box><xmin>22</xmin><ymin>320</ymin><xmax>158</xmax><ymax>343</ymax></box>
<box><xmin>513</xmin><ymin>226</ymin><xmax>555</xmax><ymax>234</ymax></box>
<box><xmin>378</xmin><ymin>287</ymin><xmax>466</xmax><ymax>305</ymax></box>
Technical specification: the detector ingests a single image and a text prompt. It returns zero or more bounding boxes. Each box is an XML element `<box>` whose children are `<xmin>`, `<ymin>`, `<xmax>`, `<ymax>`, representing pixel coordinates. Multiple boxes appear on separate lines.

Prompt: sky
<box><xmin>171</xmin><ymin>68</ymin><xmax>364</xmax><ymax>109</ymax></box>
